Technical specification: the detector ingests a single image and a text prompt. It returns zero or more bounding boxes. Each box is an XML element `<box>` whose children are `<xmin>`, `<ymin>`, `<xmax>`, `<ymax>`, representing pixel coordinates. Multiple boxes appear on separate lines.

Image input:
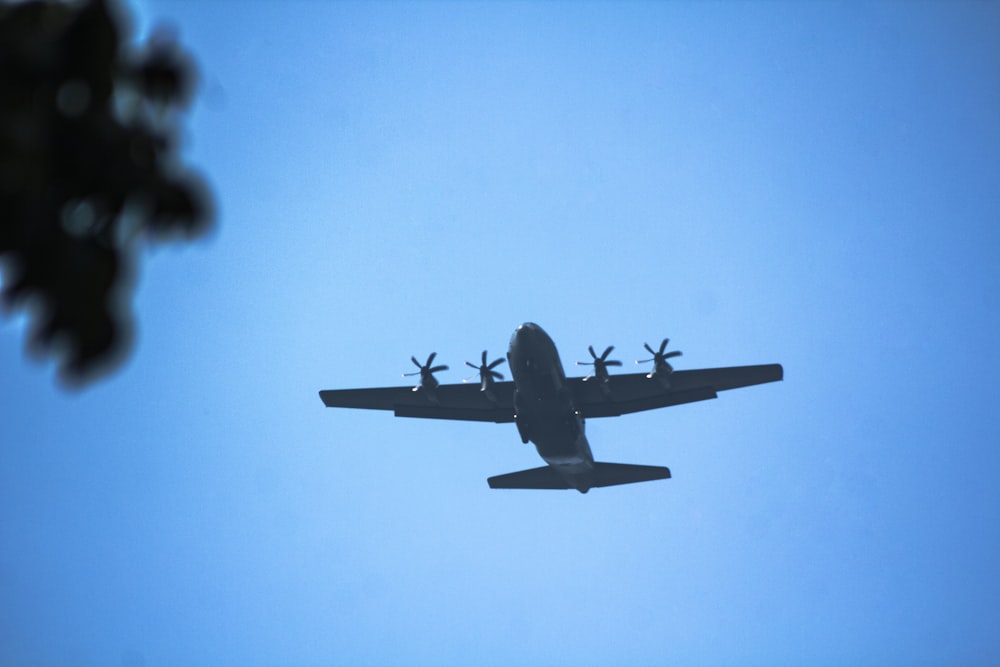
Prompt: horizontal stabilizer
<box><xmin>585</xmin><ymin>462</ymin><xmax>672</xmax><ymax>488</ymax></box>
<box><xmin>487</xmin><ymin>466</ymin><xmax>570</xmax><ymax>489</ymax></box>
<box><xmin>488</xmin><ymin>462</ymin><xmax>671</xmax><ymax>491</ymax></box>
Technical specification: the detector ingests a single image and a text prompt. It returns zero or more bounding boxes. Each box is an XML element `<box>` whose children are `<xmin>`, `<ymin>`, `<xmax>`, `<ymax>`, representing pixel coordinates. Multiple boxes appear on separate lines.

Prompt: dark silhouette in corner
<box><xmin>0</xmin><ymin>0</ymin><xmax>212</xmax><ymax>386</ymax></box>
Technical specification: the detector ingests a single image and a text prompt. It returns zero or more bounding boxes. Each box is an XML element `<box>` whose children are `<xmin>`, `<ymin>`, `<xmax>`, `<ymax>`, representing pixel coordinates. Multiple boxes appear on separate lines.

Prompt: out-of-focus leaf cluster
<box><xmin>0</xmin><ymin>0</ymin><xmax>212</xmax><ymax>386</ymax></box>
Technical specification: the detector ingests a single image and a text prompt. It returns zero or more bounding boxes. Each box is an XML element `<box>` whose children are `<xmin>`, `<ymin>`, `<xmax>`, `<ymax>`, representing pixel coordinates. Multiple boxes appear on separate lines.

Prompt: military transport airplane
<box><xmin>319</xmin><ymin>322</ymin><xmax>782</xmax><ymax>493</ymax></box>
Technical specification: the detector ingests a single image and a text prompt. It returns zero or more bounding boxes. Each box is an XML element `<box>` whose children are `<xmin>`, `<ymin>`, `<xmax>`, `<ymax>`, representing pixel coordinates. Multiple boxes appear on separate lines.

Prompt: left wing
<box><xmin>571</xmin><ymin>363</ymin><xmax>783</xmax><ymax>418</ymax></box>
<box><xmin>319</xmin><ymin>382</ymin><xmax>515</xmax><ymax>423</ymax></box>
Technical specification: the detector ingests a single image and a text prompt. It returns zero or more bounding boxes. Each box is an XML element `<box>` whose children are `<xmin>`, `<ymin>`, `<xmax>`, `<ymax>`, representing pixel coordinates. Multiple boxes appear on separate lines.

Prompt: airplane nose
<box><xmin>508</xmin><ymin>323</ymin><xmax>559</xmax><ymax>380</ymax></box>
<box><xmin>511</xmin><ymin>322</ymin><xmax>539</xmax><ymax>347</ymax></box>
<box><xmin>510</xmin><ymin>322</ymin><xmax>553</xmax><ymax>358</ymax></box>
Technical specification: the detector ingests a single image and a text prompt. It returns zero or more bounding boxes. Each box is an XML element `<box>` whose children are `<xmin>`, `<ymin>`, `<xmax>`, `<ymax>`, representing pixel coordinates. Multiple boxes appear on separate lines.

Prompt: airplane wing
<box><xmin>570</xmin><ymin>363</ymin><xmax>783</xmax><ymax>418</ymax></box>
<box><xmin>319</xmin><ymin>382</ymin><xmax>516</xmax><ymax>423</ymax></box>
<box><xmin>320</xmin><ymin>364</ymin><xmax>781</xmax><ymax>422</ymax></box>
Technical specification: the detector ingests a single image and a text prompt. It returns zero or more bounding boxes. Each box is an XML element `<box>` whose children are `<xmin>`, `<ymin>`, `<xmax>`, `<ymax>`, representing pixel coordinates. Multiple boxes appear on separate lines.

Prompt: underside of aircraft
<box><xmin>319</xmin><ymin>322</ymin><xmax>782</xmax><ymax>493</ymax></box>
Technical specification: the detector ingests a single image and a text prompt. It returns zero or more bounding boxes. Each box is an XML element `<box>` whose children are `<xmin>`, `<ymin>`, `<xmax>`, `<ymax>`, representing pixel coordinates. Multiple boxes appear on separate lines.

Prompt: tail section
<box><xmin>487</xmin><ymin>466</ymin><xmax>570</xmax><ymax>490</ymax></box>
<box><xmin>488</xmin><ymin>462</ymin><xmax>671</xmax><ymax>493</ymax></box>
<box><xmin>584</xmin><ymin>462</ymin><xmax>672</xmax><ymax>488</ymax></box>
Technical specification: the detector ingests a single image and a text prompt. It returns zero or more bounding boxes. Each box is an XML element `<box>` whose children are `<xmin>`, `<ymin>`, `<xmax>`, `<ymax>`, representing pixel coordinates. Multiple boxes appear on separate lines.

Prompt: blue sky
<box><xmin>2</xmin><ymin>2</ymin><xmax>999</xmax><ymax>666</ymax></box>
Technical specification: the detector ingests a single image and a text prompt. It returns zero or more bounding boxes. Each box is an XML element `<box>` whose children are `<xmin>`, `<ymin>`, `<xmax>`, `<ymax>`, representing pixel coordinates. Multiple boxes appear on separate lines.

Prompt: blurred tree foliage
<box><xmin>0</xmin><ymin>0</ymin><xmax>211</xmax><ymax>386</ymax></box>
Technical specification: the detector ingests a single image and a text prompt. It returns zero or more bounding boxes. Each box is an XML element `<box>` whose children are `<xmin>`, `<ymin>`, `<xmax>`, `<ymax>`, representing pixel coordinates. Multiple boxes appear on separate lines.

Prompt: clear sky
<box><xmin>2</xmin><ymin>1</ymin><xmax>999</xmax><ymax>666</ymax></box>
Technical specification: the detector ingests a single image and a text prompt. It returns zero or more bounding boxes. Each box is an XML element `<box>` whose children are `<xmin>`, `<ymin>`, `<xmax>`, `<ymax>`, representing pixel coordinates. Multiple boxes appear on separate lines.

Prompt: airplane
<box><xmin>319</xmin><ymin>322</ymin><xmax>782</xmax><ymax>493</ymax></box>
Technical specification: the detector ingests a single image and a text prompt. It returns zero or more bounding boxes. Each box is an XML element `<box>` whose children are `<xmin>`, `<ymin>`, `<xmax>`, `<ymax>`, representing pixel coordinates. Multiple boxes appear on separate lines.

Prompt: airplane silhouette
<box><xmin>320</xmin><ymin>322</ymin><xmax>782</xmax><ymax>493</ymax></box>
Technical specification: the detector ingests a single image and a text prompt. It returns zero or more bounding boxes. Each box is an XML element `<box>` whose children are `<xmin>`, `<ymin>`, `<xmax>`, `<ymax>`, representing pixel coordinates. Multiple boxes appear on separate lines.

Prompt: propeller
<box><xmin>576</xmin><ymin>345</ymin><xmax>622</xmax><ymax>381</ymax></box>
<box><xmin>636</xmin><ymin>338</ymin><xmax>682</xmax><ymax>377</ymax></box>
<box><xmin>403</xmin><ymin>352</ymin><xmax>449</xmax><ymax>390</ymax></box>
<box><xmin>464</xmin><ymin>350</ymin><xmax>506</xmax><ymax>385</ymax></box>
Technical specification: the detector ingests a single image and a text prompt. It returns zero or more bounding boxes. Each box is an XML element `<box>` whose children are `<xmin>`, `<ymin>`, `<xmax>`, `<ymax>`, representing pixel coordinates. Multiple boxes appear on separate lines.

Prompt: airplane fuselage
<box><xmin>507</xmin><ymin>322</ymin><xmax>596</xmax><ymax>488</ymax></box>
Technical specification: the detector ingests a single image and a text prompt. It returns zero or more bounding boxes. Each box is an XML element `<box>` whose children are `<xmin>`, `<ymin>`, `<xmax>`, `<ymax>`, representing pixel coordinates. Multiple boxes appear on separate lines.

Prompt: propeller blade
<box><xmin>580</xmin><ymin>344</ymin><xmax>620</xmax><ymax>370</ymax></box>
<box><xmin>637</xmin><ymin>338</ymin><xmax>681</xmax><ymax>371</ymax></box>
<box><xmin>406</xmin><ymin>353</ymin><xmax>448</xmax><ymax>381</ymax></box>
<box><xmin>464</xmin><ymin>350</ymin><xmax>506</xmax><ymax>385</ymax></box>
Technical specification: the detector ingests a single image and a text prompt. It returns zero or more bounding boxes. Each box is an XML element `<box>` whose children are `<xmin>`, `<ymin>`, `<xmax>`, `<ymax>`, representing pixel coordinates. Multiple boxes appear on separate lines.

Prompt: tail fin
<box><xmin>488</xmin><ymin>462</ymin><xmax>671</xmax><ymax>492</ymax></box>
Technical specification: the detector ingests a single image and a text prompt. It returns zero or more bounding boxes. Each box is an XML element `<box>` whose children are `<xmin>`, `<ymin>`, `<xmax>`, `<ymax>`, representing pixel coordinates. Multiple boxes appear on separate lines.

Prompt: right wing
<box><xmin>319</xmin><ymin>381</ymin><xmax>515</xmax><ymax>423</ymax></box>
<box><xmin>571</xmin><ymin>363</ymin><xmax>783</xmax><ymax>418</ymax></box>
